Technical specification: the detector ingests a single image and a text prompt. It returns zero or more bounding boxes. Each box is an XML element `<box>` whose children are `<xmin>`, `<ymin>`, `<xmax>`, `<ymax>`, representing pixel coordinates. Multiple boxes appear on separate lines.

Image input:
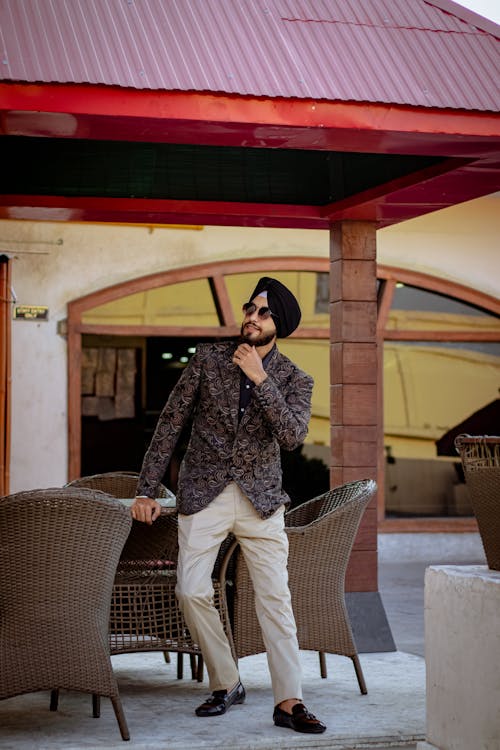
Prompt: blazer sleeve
<box><xmin>252</xmin><ymin>367</ymin><xmax>313</xmax><ymax>451</ymax></box>
<box><xmin>136</xmin><ymin>351</ymin><xmax>202</xmax><ymax>497</ymax></box>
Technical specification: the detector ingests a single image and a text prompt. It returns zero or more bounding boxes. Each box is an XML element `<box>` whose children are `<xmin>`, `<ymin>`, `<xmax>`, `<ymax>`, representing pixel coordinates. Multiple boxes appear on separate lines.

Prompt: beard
<box><xmin>239</xmin><ymin>324</ymin><xmax>276</xmax><ymax>348</ymax></box>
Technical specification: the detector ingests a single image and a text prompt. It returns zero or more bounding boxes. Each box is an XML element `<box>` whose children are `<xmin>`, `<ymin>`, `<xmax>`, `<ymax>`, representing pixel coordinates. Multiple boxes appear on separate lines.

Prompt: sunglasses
<box><xmin>242</xmin><ymin>302</ymin><xmax>277</xmax><ymax>320</ymax></box>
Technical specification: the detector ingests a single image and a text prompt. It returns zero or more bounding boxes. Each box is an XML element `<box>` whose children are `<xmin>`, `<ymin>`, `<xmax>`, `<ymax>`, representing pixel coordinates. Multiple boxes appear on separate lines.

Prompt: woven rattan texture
<box><xmin>67</xmin><ymin>473</ymin><xmax>231</xmax><ymax>662</ymax></box>
<box><xmin>66</xmin><ymin>472</ymin><xmax>179</xmax><ymax>565</ymax></box>
<box><xmin>110</xmin><ymin>571</ymin><xmax>229</xmax><ymax>656</ymax></box>
<box><xmin>0</xmin><ymin>487</ymin><xmax>131</xmax><ymax>739</ymax></box>
<box><xmin>225</xmin><ymin>479</ymin><xmax>376</xmax><ymax>692</ymax></box>
<box><xmin>455</xmin><ymin>435</ymin><xmax>500</xmax><ymax>571</ymax></box>
<box><xmin>67</xmin><ymin>471</ymin><xmax>169</xmax><ymax>498</ymax></box>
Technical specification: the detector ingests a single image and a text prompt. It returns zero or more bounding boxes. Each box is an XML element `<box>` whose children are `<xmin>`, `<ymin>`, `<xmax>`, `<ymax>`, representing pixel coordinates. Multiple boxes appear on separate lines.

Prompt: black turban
<box><xmin>249</xmin><ymin>277</ymin><xmax>301</xmax><ymax>338</ymax></box>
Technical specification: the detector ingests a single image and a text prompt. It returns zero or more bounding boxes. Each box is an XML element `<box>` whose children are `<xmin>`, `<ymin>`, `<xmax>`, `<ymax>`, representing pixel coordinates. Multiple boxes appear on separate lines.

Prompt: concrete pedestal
<box><xmin>416</xmin><ymin>565</ymin><xmax>500</xmax><ymax>750</ymax></box>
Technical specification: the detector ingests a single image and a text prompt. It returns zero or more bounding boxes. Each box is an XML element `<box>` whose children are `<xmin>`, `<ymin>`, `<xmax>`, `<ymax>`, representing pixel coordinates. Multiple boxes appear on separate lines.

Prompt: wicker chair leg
<box><xmin>177</xmin><ymin>652</ymin><xmax>184</xmax><ymax>679</ymax></box>
<box><xmin>92</xmin><ymin>694</ymin><xmax>101</xmax><ymax>717</ymax></box>
<box><xmin>49</xmin><ymin>689</ymin><xmax>59</xmax><ymax>711</ymax></box>
<box><xmin>163</xmin><ymin>651</ymin><xmax>171</xmax><ymax>664</ymax></box>
<box><xmin>352</xmin><ymin>655</ymin><xmax>367</xmax><ymax>695</ymax></box>
<box><xmin>111</xmin><ymin>695</ymin><xmax>130</xmax><ymax>741</ymax></box>
<box><xmin>189</xmin><ymin>653</ymin><xmax>197</xmax><ymax>679</ymax></box>
<box><xmin>196</xmin><ymin>655</ymin><xmax>204</xmax><ymax>682</ymax></box>
<box><xmin>319</xmin><ymin>651</ymin><xmax>327</xmax><ymax>678</ymax></box>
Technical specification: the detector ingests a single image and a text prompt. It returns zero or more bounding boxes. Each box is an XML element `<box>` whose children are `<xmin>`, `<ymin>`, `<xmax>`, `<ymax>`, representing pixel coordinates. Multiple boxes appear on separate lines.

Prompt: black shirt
<box><xmin>238</xmin><ymin>345</ymin><xmax>276</xmax><ymax>422</ymax></box>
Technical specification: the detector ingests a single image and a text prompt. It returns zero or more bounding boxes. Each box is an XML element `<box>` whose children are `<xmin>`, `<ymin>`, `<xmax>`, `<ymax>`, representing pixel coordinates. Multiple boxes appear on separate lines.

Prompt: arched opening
<box><xmin>68</xmin><ymin>258</ymin><xmax>500</xmax><ymax>528</ymax></box>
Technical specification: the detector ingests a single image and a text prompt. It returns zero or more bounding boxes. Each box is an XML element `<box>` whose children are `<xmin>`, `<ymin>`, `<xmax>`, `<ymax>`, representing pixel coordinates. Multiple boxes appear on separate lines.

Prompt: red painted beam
<box><xmin>321</xmin><ymin>158</ymin><xmax>469</xmax><ymax>218</ymax></box>
<box><xmin>0</xmin><ymin>195</ymin><xmax>323</xmax><ymax>218</ymax></box>
<box><xmin>0</xmin><ymin>195</ymin><xmax>329</xmax><ymax>229</ymax></box>
<box><xmin>2</xmin><ymin>83</ymin><xmax>500</xmax><ymax>157</ymax></box>
<box><xmin>328</xmin><ymin>156</ymin><xmax>500</xmax><ymax>227</ymax></box>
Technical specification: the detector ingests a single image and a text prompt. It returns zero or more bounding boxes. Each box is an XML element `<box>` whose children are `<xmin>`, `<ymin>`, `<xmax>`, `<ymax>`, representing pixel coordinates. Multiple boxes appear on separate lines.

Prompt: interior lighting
<box><xmin>396</xmin><ymin>282</ymin><xmax>405</xmax><ymax>288</ymax></box>
<box><xmin>161</xmin><ymin>352</ymin><xmax>173</xmax><ymax>360</ymax></box>
<box><xmin>187</xmin><ymin>347</ymin><xmax>196</xmax><ymax>354</ymax></box>
<box><xmin>180</xmin><ymin>356</ymin><xmax>189</xmax><ymax>363</ymax></box>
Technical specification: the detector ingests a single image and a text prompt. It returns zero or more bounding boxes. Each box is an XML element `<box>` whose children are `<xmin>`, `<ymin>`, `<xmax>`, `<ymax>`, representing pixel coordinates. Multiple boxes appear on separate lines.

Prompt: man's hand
<box><xmin>130</xmin><ymin>496</ymin><xmax>161</xmax><ymax>525</ymax></box>
<box><xmin>232</xmin><ymin>343</ymin><xmax>268</xmax><ymax>385</ymax></box>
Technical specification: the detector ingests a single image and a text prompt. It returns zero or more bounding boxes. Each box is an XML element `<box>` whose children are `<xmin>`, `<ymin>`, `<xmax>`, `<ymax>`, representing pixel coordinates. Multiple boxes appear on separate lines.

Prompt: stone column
<box><xmin>330</xmin><ymin>221</ymin><xmax>394</xmax><ymax>651</ymax></box>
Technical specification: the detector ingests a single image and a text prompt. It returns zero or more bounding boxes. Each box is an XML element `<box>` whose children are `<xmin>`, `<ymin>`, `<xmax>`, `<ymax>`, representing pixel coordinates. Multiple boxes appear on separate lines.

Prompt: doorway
<box><xmin>80</xmin><ymin>334</ymin><xmax>217</xmax><ymax>488</ymax></box>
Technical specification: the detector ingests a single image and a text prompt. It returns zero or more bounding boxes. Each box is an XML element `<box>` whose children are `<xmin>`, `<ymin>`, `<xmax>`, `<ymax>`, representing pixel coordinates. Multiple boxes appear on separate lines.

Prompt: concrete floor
<box><xmin>0</xmin><ymin>533</ymin><xmax>486</xmax><ymax>750</ymax></box>
<box><xmin>378</xmin><ymin>531</ymin><xmax>486</xmax><ymax>659</ymax></box>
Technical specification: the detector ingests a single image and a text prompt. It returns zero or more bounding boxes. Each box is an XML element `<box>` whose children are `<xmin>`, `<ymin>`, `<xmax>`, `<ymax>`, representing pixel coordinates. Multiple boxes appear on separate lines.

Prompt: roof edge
<box><xmin>425</xmin><ymin>0</ymin><xmax>500</xmax><ymax>37</ymax></box>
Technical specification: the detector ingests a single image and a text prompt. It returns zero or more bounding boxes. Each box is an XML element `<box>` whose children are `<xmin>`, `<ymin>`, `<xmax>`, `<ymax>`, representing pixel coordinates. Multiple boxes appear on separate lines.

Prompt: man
<box><xmin>131</xmin><ymin>277</ymin><xmax>326</xmax><ymax>734</ymax></box>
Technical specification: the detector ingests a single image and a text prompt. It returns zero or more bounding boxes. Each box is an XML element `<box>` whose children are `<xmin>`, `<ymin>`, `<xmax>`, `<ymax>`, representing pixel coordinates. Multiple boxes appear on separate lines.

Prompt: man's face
<box><xmin>240</xmin><ymin>294</ymin><xmax>277</xmax><ymax>346</ymax></box>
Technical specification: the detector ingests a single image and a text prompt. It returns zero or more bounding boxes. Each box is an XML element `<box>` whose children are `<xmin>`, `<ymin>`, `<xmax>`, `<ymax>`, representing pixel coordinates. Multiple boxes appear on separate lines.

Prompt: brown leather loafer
<box><xmin>273</xmin><ymin>703</ymin><xmax>327</xmax><ymax>733</ymax></box>
<box><xmin>195</xmin><ymin>681</ymin><xmax>246</xmax><ymax>717</ymax></box>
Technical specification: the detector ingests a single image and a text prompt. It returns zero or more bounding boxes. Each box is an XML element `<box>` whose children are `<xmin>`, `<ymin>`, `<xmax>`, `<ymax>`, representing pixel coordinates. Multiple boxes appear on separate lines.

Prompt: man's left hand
<box><xmin>232</xmin><ymin>344</ymin><xmax>268</xmax><ymax>385</ymax></box>
<box><xmin>130</xmin><ymin>496</ymin><xmax>161</xmax><ymax>525</ymax></box>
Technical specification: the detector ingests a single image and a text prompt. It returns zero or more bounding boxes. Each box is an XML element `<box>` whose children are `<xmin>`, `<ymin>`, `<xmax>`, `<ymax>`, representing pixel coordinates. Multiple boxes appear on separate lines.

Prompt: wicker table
<box><xmin>110</xmin><ymin>493</ymin><xmax>232</xmax><ymax>681</ymax></box>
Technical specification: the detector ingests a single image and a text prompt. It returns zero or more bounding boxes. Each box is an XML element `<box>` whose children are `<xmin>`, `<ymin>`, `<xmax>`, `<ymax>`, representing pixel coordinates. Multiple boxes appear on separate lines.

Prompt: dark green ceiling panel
<box><xmin>0</xmin><ymin>136</ymin><xmax>442</xmax><ymax>205</ymax></box>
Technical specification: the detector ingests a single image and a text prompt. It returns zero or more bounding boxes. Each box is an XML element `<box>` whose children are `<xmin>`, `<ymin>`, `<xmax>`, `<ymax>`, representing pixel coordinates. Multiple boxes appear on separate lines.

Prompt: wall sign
<box><xmin>13</xmin><ymin>305</ymin><xmax>49</xmax><ymax>321</ymax></box>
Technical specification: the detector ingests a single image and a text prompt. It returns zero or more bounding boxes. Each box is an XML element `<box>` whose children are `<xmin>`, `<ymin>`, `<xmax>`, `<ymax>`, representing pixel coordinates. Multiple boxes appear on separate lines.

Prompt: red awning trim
<box><xmin>2</xmin><ymin>84</ymin><xmax>500</xmax><ymax>152</ymax></box>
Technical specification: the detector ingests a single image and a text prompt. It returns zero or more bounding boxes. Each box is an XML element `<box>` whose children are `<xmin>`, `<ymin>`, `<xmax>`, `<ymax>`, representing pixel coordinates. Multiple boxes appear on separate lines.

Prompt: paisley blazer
<box><xmin>136</xmin><ymin>341</ymin><xmax>313</xmax><ymax>518</ymax></box>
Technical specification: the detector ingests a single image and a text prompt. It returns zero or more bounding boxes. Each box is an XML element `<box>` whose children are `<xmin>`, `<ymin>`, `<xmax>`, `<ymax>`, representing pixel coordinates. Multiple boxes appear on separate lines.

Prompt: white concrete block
<box><xmin>424</xmin><ymin>565</ymin><xmax>500</xmax><ymax>750</ymax></box>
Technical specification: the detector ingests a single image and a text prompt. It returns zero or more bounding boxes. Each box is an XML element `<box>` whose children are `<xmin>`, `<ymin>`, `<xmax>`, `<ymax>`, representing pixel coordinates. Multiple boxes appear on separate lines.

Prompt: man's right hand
<box><xmin>130</xmin><ymin>496</ymin><xmax>161</xmax><ymax>525</ymax></box>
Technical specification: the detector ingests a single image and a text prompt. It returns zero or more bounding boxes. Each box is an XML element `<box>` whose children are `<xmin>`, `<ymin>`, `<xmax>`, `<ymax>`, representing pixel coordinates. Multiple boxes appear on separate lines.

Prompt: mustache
<box><xmin>240</xmin><ymin>322</ymin><xmax>260</xmax><ymax>336</ymax></box>
<box><xmin>239</xmin><ymin>330</ymin><xmax>276</xmax><ymax>347</ymax></box>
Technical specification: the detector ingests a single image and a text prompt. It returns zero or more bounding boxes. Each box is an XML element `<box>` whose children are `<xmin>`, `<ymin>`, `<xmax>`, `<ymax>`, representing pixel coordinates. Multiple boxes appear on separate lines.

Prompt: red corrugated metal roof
<box><xmin>0</xmin><ymin>0</ymin><xmax>499</xmax><ymax>111</ymax></box>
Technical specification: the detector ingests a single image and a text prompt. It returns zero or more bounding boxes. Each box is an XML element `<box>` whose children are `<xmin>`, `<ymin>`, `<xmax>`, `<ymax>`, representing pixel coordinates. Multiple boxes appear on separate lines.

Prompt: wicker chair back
<box><xmin>0</xmin><ymin>487</ymin><xmax>131</xmax><ymax>740</ymax></box>
<box><xmin>455</xmin><ymin>434</ymin><xmax>500</xmax><ymax>571</ymax></box>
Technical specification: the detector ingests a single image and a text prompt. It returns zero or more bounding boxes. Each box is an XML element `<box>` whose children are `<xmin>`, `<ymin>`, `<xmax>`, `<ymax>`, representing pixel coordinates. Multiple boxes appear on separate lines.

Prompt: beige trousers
<box><xmin>175</xmin><ymin>482</ymin><xmax>303</xmax><ymax>705</ymax></box>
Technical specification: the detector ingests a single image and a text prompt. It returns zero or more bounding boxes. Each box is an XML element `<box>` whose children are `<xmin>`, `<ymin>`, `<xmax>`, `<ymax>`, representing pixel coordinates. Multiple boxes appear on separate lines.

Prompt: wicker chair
<box><xmin>66</xmin><ymin>472</ymin><xmax>230</xmax><ymax>682</ymax></box>
<box><xmin>218</xmin><ymin>479</ymin><xmax>377</xmax><ymax>695</ymax></box>
<box><xmin>455</xmin><ymin>434</ymin><xmax>500</xmax><ymax>571</ymax></box>
<box><xmin>66</xmin><ymin>471</ymin><xmax>179</xmax><ymax>566</ymax></box>
<box><xmin>0</xmin><ymin>487</ymin><xmax>131</xmax><ymax>741</ymax></box>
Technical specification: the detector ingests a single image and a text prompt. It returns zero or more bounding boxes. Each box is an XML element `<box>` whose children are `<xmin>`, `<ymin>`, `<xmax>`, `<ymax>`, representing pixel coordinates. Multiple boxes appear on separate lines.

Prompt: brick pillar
<box><xmin>330</xmin><ymin>221</ymin><xmax>378</xmax><ymax>593</ymax></box>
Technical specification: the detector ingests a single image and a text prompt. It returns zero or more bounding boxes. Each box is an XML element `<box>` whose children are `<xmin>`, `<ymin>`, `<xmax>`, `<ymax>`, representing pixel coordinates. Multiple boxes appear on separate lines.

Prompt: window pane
<box><xmin>387</xmin><ymin>284</ymin><xmax>500</xmax><ymax>331</ymax></box>
<box><xmin>315</xmin><ymin>272</ymin><xmax>329</xmax><ymax>314</ymax></box>
<box><xmin>384</xmin><ymin>341</ymin><xmax>500</xmax><ymax>517</ymax></box>
<box><xmin>82</xmin><ymin>278</ymin><xmax>219</xmax><ymax>326</ymax></box>
<box><xmin>384</xmin><ymin>341</ymin><xmax>499</xmax><ymax>446</ymax></box>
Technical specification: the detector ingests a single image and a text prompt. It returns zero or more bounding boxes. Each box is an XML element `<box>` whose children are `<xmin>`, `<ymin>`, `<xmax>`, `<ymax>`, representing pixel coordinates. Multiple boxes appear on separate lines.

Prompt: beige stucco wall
<box><xmin>380</xmin><ymin>193</ymin><xmax>500</xmax><ymax>299</ymax></box>
<box><xmin>1</xmin><ymin>192</ymin><xmax>499</xmax><ymax>492</ymax></box>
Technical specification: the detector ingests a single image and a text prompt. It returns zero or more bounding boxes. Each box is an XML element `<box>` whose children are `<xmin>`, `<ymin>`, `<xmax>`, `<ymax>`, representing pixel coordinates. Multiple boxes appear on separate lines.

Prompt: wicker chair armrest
<box><xmin>455</xmin><ymin>433</ymin><xmax>500</xmax><ymax>469</ymax></box>
<box><xmin>66</xmin><ymin>471</ymin><xmax>173</xmax><ymax>499</ymax></box>
<box><xmin>286</xmin><ymin>479</ymin><xmax>376</xmax><ymax>529</ymax></box>
<box><xmin>216</xmin><ymin>538</ymin><xmax>239</xmax><ymax>584</ymax></box>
